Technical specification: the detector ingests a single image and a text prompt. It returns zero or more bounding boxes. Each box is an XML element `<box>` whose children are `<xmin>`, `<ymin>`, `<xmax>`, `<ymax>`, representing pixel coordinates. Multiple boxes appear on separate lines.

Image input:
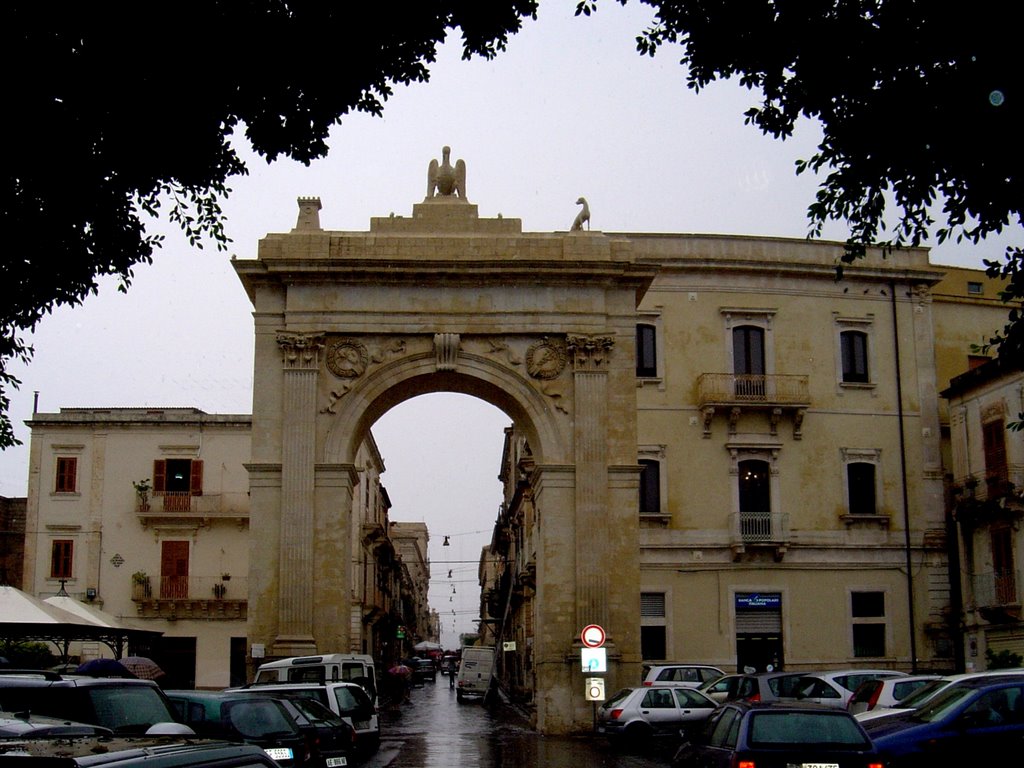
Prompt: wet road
<box><xmin>362</xmin><ymin>675</ymin><xmax>673</xmax><ymax>768</ymax></box>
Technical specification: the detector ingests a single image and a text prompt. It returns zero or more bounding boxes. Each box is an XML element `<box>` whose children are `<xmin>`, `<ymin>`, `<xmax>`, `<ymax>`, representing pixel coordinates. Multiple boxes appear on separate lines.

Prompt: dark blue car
<box><xmin>673</xmin><ymin>700</ymin><xmax>882</xmax><ymax>768</ymax></box>
<box><xmin>863</xmin><ymin>675</ymin><xmax>1024</xmax><ymax>766</ymax></box>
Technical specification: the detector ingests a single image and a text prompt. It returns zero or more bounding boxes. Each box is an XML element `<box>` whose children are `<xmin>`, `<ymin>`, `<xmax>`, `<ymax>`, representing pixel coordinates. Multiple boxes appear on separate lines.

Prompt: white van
<box><xmin>456</xmin><ymin>646</ymin><xmax>495</xmax><ymax>703</ymax></box>
<box><xmin>253</xmin><ymin>654</ymin><xmax>377</xmax><ymax>705</ymax></box>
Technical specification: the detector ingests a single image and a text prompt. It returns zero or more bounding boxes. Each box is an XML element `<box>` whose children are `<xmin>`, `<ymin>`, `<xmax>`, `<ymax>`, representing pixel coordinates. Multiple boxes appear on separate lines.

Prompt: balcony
<box><xmin>697</xmin><ymin>373</ymin><xmax>810</xmax><ymax>438</ymax></box>
<box><xmin>972</xmin><ymin>569</ymin><xmax>1022</xmax><ymax>622</ymax></box>
<box><xmin>131</xmin><ymin>575</ymin><xmax>247</xmax><ymax>620</ymax></box>
<box><xmin>136</xmin><ymin>492</ymin><xmax>249</xmax><ymax>528</ymax></box>
<box><xmin>951</xmin><ymin>466</ymin><xmax>1024</xmax><ymax>528</ymax></box>
<box><xmin>730</xmin><ymin>510</ymin><xmax>789</xmax><ymax>561</ymax></box>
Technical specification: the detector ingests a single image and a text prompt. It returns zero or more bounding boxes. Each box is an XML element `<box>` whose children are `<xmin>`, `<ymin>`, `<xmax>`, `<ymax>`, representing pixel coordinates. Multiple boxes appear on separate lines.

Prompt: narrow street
<box><xmin>362</xmin><ymin>673</ymin><xmax>674</xmax><ymax>768</ymax></box>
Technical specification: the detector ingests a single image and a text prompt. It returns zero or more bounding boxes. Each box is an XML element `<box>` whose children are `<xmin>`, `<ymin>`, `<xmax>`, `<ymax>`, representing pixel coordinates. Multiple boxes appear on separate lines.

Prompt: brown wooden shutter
<box><xmin>153</xmin><ymin>460</ymin><xmax>167</xmax><ymax>493</ymax></box>
<box><xmin>190</xmin><ymin>459</ymin><xmax>203</xmax><ymax>496</ymax></box>
<box><xmin>160</xmin><ymin>540</ymin><xmax>189</xmax><ymax>599</ymax></box>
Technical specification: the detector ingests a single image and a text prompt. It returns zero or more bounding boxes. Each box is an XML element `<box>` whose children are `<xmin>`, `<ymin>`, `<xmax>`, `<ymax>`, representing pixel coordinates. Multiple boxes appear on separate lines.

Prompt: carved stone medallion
<box><xmin>526</xmin><ymin>338</ymin><xmax>568</xmax><ymax>380</ymax></box>
<box><xmin>326</xmin><ymin>339</ymin><xmax>369</xmax><ymax>379</ymax></box>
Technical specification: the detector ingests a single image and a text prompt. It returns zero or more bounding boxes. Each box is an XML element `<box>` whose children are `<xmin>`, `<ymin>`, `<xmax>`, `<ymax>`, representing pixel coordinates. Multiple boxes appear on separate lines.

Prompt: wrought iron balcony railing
<box><xmin>697</xmin><ymin>374</ymin><xmax>810</xmax><ymax>438</ymax></box>
<box><xmin>697</xmin><ymin>373</ymin><xmax>810</xmax><ymax>406</ymax></box>
<box><xmin>972</xmin><ymin>569</ymin><xmax>1021</xmax><ymax>608</ymax></box>
<box><xmin>136</xmin><ymin>492</ymin><xmax>249</xmax><ymax>524</ymax></box>
<box><xmin>729</xmin><ymin>510</ymin><xmax>789</xmax><ymax>560</ymax></box>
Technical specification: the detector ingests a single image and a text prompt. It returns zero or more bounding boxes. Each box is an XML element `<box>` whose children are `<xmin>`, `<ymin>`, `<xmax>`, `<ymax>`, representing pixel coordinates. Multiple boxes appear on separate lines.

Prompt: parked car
<box><xmin>854</xmin><ymin>669</ymin><xmax>1024</xmax><ymax>722</ymax></box>
<box><xmin>790</xmin><ymin>669</ymin><xmax>907</xmax><ymax>708</ymax></box>
<box><xmin>864</xmin><ymin>675</ymin><xmax>1024</xmax><ymax>764</ymax></box>
<box><xmin>440</xmin><ymin>655</ymin><xmax>458</xmax><ymax>675</ymax></box>
<box><xmin>410</xmin><ymin>658</ymin><xmax>436</xmax><ymax>684</ymax></box>
<box><xmin>641</xmin><ymin>664</ymin><xmax>725</xmax><ymax>688</ymax></box>
<box><xmin>229</xmin><ymin>682</ymin><xmax>379</xmax><ymax>754</ymax></box>
<box><xmin>673</xmin><ymin>700</ymin><xmax>881</xmax><ymax>768</ymax></box>
<box><xmin>165</xmin><ymin>690</ymin><xmax>309</xmax><ymax>767</ymax></box>
<box><xmin>0</xmin><ymin>670</ymin><xmax>188</xmax><ymax>735</ymax></box>
<box><xmin>263</xmin><ymin>695</ymin><xmax>354</xmax><ymax>768</ymax></box>
<box><xmin>0</xmin><ymin>737</ymin><xmax>280</xmax><ymax>767</ymax></box>
<box><xmin>0</xmin><ymin>711</ymin><xmax>113</xmax><ymax>738</ymax></box>
<box><xmin>847</xmin><ymin>674</ymin><xmax>940</xmax><ymax>715</ymax></box>
<box><xmin>596</xmin><ymin>685</ymin><xmax>718</xmax><ymax>742</ymax></box>
<box><xmin>698</xmin><ymin>671</ymin><xmax>810</xmax><ymax>704</ymax></box>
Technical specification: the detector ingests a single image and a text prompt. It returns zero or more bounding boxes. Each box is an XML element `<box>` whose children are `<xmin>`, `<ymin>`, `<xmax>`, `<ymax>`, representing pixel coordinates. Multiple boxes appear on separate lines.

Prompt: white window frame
<box><xmin>833</xmin><ymin>314</ymin><xmax>877</xmax><ymax>393</ymax></box>
<box><xmin>841</xmin><ymin>448</ymin><xmax>884</xmax><ymax>519</ymax></box>
<box><xmin>721</xmin><ymin>308</ymin><xmax>776</xmax><ymax>376</ymax></box>
<box><xmin>637</xmin><ymin>307</ymin><xmax>665</xmax><ymax>389</ymax></box>
<box><xmin>638</xmin><ymin>444</ymin><xmax>668</xmax><ymax>519</ymax></box>
<box><xmin>849</xmin><ymin>588</ymin><xmax>890</xmax><ymax>659</ymax></box>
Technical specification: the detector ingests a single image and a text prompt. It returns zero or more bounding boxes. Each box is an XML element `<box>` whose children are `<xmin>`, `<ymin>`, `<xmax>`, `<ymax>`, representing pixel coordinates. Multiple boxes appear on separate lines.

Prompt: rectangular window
<box><xmin>55</xmin><ymin>457</ymin><xmax>77</xmax><ymax>493</ymax></box>
<box><xmin>639</xmin><ymin>459</ymin><xmax>661</xmax><ymax>515</ymax></box>
<box><xmin>636</xmin><ymin>323</ymin><xmax>658</xmax><ymax>378</ymax></box>
<box><xmin>847</xmin><ymin>463</ymin><xmax>877</xmax><ymax>515</ymax></box>
<box><xmin>641</xmin><ymin>592</ymin><xmax>667</xmax><ymax>660</ymax></box>
<box><xmin>967</xmin><ymin>281</ymin><xmax>984</xmax><ymax>295</ymax></box>
<box><xmin>851</xmin><ymin>591</ymin><xmax>885</xmax><ymax>657</ymax></box>
<box><xmin>50</xmin><ymin>539</ymin><xmax>73</xmax><ymax>579</ymax></box>
<box><xmin>841</xmin><ymin>330</ymin><xmax>869</xmax><ymax>383</ymax></box>
<box><xmin>983</xmin><ymin>420</ymin><xmax>1008</xmax><ymax>489</ymax></box>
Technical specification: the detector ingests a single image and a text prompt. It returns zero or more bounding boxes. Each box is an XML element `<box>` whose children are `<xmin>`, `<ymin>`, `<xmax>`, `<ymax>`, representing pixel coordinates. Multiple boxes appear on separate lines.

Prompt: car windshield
<box><xmin>332</xmin><ymin>685</ymin><xmax>372</xmax><ymax>716</ymax></box>
<box><xmin>748</xmin><ymin>712</ymin><xmax>870</xmax><ymax>748</ymax></box>
<box><xmin>897</xmin><ymin>679</ymin><xmax>949</xmax><ymax>709</ymax></box>
<box><xmin>910</xmin><ymin>685</ymin><xmax>977</xmax><ymax>723</ymax></box>
<box><xmin>86</xmin><ymin>687</ymin><xmax>178</xmax><ymax>734</ymax></box>
<box><xmin>288</xmin><ymin>697</ymin><xmax>347</xmax><ymax>727</ymax></box>
<box><xmin>225</xmin><ymin>699</ymin><xmax>297</xmax><ymax>738</ymax></box>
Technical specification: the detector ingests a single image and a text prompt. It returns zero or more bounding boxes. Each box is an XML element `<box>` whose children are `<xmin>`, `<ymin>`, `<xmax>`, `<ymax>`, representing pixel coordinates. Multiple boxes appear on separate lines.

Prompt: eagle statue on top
<box><xmin>427</xmin><ymin>145</ymin><xmax>467</xmax><ymax>200</ymax></box>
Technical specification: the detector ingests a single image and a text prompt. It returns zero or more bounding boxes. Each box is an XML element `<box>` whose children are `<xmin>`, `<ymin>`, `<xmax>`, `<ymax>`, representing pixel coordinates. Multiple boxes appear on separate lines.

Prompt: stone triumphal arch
<box><xmin>234</xmin><ymin>149</ymin><xmax>655</xmax><ymax>734</ymax></box>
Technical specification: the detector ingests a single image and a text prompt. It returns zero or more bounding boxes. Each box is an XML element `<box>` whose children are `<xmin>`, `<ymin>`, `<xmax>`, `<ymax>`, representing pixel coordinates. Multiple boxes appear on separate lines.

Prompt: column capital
<box><xmin>567</xmin><ymin>334</ymin><xmax>615</xmax><ymax>372</ymax></box>
<box><xmin>277</xmin><ymin>331</ymin><xmax>326</xmax><ymax>370</ymax></box>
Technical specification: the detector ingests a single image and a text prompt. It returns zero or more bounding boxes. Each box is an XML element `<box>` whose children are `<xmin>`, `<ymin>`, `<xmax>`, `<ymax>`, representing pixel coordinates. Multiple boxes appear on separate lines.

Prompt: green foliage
<box><xmin>583</xmin><ymin>0</ymin><xmax>1022</xmax><ymax>357</ymax></box>
<box><xmin>985</xmin><ymin>648</ymin><xmax>1024</xmax><ymax>670</ymax></box>
<box><xmin>0</xmin><ymin>640</ymin><xmax>58</xmax><ymax>669</ymax></box>
<box><xmin>1</xmin><ymin>1</ymin><xmax>539</xmax><ymax>449</ymax></box>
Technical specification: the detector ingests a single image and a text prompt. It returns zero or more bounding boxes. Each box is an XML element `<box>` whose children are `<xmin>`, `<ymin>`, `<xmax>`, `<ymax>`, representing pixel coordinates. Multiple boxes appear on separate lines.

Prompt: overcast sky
<box><xmin>3</xmin><ymin>4</ymin><xmax>1019</xmax><ymax>646</ymax></box>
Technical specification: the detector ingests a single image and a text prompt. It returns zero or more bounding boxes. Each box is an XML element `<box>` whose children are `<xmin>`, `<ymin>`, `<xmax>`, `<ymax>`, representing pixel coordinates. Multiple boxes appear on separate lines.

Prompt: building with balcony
<box><xmin>21</xmin><ymin>407</ymin><xmax>431</xmax><ymax>686</ymax></box>
<box><xmin>484</xmin><ymin>235</ymin><xmax>1014</xmax><ymax>702</ymax></box>
<box><xmin>943</xmin><ymin>358</ymin><xmax>1024</xmax><ymax>664</ymax></box>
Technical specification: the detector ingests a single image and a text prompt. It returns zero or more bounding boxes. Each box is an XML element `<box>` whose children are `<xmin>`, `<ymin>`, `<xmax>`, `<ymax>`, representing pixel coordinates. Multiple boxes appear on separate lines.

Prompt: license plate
<box><xmin>326</xmin><ymin>758</ymin><xmax>347</xmax><ymax>767</ymax></box>
<box><xmin>800</xmin><ymin>764</ymin><xmax>839</xmax><ymax>768</ymax></box>
<box><xmin>264</xmin><ymin>748</ymin><xmax>294</xmax><ymax>762</ymax></box>
<box><xmin>353</xmin><ymin>720</ymin><xmax>369</xmax><ymax>730</ymax></box>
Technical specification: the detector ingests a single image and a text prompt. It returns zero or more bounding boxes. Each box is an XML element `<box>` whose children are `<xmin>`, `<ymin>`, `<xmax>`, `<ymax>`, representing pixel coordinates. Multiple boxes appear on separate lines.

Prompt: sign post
<box><xmin>580</xmin><ymin>624</ymin><xmax>607</xmax><ymax>704</ymax></box>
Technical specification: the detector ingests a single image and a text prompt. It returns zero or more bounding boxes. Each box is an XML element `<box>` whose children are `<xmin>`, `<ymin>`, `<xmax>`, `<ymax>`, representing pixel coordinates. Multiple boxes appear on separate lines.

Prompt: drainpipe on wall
<box><xmin>891</xmin><ymin>281</ymin><xmax>919</xmax><ymax>672</ymax></box>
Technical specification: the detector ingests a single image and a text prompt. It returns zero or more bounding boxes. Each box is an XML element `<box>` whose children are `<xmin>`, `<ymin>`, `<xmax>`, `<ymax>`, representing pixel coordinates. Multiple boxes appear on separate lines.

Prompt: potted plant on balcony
<box><xmin>133</xmin><ymin>479</ymin><xmax>151</xmax><ymax>512</ymax></box>
<box><xmin>132</xmin><ymin>570</ymin><xmax>151</xmax><ymax>598</ymax></box>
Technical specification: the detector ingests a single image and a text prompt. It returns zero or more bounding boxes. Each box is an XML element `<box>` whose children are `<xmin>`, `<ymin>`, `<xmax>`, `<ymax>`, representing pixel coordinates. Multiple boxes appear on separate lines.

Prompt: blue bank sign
<box><xmin>735</xmin><ymin>592</ymin><xmax>781</xmax><ymax>610</ymax></box>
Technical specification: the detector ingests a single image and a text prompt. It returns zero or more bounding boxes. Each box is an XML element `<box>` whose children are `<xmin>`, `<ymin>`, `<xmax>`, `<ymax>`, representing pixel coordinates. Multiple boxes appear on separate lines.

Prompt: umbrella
<box><xmin>412</xmin><ymin>640</ymin><xmax>442</xmax><ymax>652</ymax></box>
<box><xmin>75</xmin><ymin>658</ymin><xmax>135</xmax><ymax>678</ymax></box>
<box><xmin>119</xmin><ymin>655</ymin><xmax>165</xmax><ymax>680</ymax></box>
<box><xmin>387</xmin><ymin>664</ymin><xmax>412</xmax><ymax>679</ymax></box>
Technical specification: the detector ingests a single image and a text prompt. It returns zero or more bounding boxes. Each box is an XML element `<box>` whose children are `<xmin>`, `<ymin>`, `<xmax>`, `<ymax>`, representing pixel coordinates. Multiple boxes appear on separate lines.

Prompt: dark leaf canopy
<box><xmin>582</xmin><ymin>0</ymin><xmax>1022</xmax><ymax>356</ymax></box>
<box><xmin>0</xmin><ymin>0</ymin><xmax>538</xmax><ymax>448</ymax></box>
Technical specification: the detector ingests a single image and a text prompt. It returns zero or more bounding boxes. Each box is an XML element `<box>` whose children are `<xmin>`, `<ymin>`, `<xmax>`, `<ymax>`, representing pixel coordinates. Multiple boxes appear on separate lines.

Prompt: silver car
<box><xmin>596</xmin><ymin>685</ymin><xmax>718</xmax><ymax>741</ymax></box>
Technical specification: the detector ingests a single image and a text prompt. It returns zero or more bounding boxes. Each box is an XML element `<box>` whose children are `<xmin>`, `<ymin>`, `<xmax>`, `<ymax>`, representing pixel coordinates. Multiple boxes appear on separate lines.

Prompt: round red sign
<box><xmin>580</xmin><ymin>624</ymin><xmax>606</xmax><ymax>648</ymax></box>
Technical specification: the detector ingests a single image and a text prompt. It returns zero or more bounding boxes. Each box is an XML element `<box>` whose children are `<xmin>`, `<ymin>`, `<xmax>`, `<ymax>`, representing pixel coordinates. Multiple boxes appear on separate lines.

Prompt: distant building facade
<box><xmin>21</xmin><ymin>407</ymin><xmax>429</xmax><ymax>685</ymax></box>
<box><xmin>943</xmin><ymin>359</ymin><xmax>1024</xmax><ymax>665</ymax></box>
